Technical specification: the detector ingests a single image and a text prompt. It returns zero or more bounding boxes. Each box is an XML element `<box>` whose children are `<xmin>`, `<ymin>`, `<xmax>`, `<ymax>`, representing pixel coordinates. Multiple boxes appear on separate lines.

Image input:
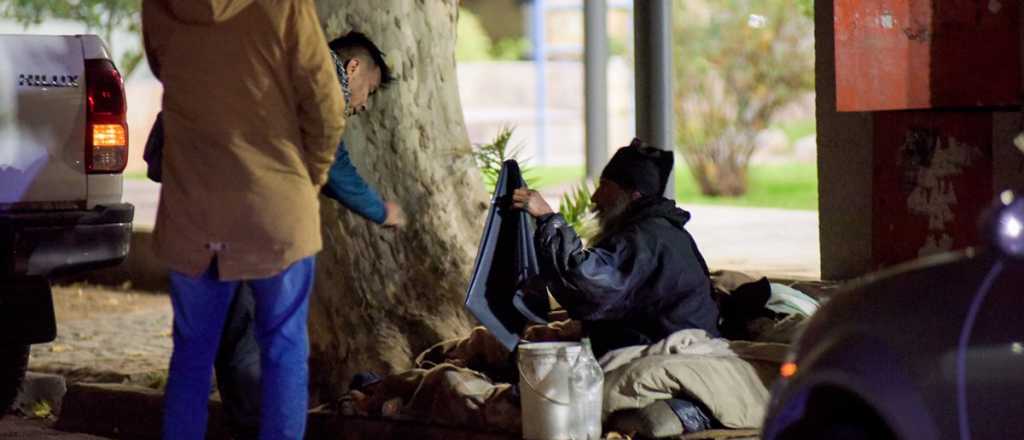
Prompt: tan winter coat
<box><xmin>142</xmin><ymin>0</ymin><xmax>345</xmax><ymax>280</ymax></box>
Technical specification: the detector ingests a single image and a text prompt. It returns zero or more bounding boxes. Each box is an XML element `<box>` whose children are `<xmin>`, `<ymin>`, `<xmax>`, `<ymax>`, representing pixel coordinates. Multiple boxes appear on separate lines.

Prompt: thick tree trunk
<box><xmin>309</xmin><ymin>0</ymin><xmax>486</xmax><ymax>403</ymax></box>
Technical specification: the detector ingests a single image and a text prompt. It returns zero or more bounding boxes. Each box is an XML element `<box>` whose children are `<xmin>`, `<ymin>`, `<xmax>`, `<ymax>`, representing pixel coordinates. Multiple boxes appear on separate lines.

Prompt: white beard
<box><xmin>594</xmin><ymin>192</ymin><xmax>632</xmax><ymax>236</ymax></box>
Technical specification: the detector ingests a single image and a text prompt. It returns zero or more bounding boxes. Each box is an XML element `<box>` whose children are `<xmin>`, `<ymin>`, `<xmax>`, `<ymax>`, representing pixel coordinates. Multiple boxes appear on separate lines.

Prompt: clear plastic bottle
<box><xmin>570</xmin><ymin>338</ymin><xmax>604</xmax><ymax>439</ymax></box>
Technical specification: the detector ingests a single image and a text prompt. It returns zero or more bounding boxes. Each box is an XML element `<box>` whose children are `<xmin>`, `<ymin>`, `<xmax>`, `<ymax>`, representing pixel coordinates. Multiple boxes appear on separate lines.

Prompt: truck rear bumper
<box><xmin>1</xmin><ymin>203</ymin><xmax>134</xmax><ymax>277</ymax></box>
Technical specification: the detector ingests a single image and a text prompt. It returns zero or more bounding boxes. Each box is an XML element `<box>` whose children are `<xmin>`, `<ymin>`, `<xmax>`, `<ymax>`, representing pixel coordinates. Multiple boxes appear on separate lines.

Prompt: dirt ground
<box><xmin>5</xmin><ymin>286</ymin><xmax>168</xmax><ymax>439</ymax></box>
<box><xmin>28</xmin><ymin>284</ymin><xmax>172</xmax><ymax>386</ymax></box>
<box><xmin>50</xmin><ymin>284</ymin><xmax>169</xmax><ymax>321</ymax></box>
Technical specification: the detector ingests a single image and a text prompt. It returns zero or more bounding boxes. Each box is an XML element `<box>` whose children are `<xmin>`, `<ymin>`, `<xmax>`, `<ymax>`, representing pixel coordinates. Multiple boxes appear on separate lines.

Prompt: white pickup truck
<box><xmin>0</xmin><ymin>34</ymin><xmax>133</xmax><ymax>415</ymax></box>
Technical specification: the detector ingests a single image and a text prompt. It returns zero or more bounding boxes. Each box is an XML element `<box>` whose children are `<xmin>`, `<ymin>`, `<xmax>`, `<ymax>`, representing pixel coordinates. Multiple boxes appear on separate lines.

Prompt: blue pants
<box><xmin>162</xmin><ymin>257</ymin><xmax>315</xmax><ymax>440</ymax></box>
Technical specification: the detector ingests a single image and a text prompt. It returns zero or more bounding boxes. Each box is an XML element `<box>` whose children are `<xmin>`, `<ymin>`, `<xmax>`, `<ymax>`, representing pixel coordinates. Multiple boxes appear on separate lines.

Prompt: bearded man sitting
<box><xmin>343</xmin><ymin>140</ymin><xmax>725</xmax><ymax>432</ymax></box>
<box><xmin>512</xmin><ymin>138</ymin><xmax>720</xmax><ymax>357</ymax></box>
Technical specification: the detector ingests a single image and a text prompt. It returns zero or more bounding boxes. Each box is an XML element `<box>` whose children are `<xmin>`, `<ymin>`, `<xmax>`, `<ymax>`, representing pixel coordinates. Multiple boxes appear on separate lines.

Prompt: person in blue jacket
<box><xmin>212</xmin><ymin>32</ymin><xmax>403</xmax><ymax>439</ymax></box>
<box><xmin>318</xmin><ymin>32</ymin><xmax>405</xmax><ymax>227</ymax></box>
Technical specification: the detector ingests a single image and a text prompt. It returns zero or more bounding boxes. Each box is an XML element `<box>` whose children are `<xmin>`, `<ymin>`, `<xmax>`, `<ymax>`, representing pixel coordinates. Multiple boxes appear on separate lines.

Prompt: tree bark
<box><xmin>309</xmin><ymin>0</ymin><xmax>486</xmax><ymax>403</ymax></box>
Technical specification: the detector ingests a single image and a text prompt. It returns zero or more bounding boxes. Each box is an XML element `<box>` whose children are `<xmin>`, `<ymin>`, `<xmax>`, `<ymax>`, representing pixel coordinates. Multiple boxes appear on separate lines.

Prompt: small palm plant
<box><xmin>558</xmin><ymin>183</ymin><xmax>597</xmax><ymax>243</ymax></box>
<box><xmin>473</xmin><ymin>126</ymin><xmax>535</xmax><ymax>192</ymax></box>
<box><xmin>473</xmin><ymin>127</ymin><xmax>596</xmax><ymax>242</ymax></box>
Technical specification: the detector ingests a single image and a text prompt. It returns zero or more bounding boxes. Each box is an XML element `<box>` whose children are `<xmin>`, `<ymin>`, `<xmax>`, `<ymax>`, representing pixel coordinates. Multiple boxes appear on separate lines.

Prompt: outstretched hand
<box><xmin>383</xmin><ymin>201</ymin><xmax>406</xmax><ymax>227</ymax></box>
<box><xmin>512</xmin><ymin>187</ymin><xmax>554</xmax><ymax>218</ymax></box>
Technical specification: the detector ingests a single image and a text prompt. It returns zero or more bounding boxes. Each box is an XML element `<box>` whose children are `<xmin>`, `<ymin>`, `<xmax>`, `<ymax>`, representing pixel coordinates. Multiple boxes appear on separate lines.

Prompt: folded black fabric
<box><xmin>718</xmin><ymin>277</ymin><xmax>774</xmax><ymax>340</ymax></box>
<box><xmin>464</xmin><ymin>160</ymin><xmax>549</xmax><ymax>351</ymax></box>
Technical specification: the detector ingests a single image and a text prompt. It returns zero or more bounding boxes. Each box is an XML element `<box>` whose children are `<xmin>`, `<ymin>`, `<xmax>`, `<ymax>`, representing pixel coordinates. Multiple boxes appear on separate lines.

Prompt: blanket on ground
<box><xmin>600</xmin><ymin>329</ymin><xmax>788</xmax><ymax>428</ymax></box>
<box><xmin>349</xmin><ymin>323</ymin><xmax>789</xmax><ymax>432</ymax></box>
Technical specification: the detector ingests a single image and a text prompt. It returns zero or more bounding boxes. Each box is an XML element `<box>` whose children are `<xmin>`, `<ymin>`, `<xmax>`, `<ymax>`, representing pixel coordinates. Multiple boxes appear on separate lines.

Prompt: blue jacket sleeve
<box><xmin>321</xmin><ymin>140</ymin><xmax>388</xmax><ymax>224</ymax></box>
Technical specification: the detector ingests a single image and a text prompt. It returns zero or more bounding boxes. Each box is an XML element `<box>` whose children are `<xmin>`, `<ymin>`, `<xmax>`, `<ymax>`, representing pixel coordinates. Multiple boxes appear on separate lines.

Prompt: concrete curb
<box><xmin>0</xmin><ymin>417</ymin><xmax>108</xmax><ymax>439</ymax></box>
<box><xmin>56</xmin><ymin>383</ymin><xmax>232</xmax><ymax>440</ymax></box>
<box><xmin>15</xmin><ymin>372</ymin><xmax>67</xmax><ymax>417</ymax></box>
<box><xmin>55</xmin><ymin>383</ymin><xmax>518</xmax><ymax>440</ymax></box>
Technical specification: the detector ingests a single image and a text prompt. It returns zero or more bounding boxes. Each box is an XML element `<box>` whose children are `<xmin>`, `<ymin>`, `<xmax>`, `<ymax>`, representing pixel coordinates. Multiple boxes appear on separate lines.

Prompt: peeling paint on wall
<box><xmin>879</xmin><ymin>11</ymin><xmax>895</xmax><ymax>29</ymax></box>
<box><xmin>902</xmin><ymin>135</ymin><xmax>983</xmax><ymax>257</ymax></box>
<box><xmin>989</xmin><ymin>0</ymin><xmax>1003</xmax><ymax>14</ymax></box>
<box><xmin>902</xmin><ymin>25</ymin><xmax>931</xmax><ymax>42</ymax></box>
<box><xmin>874</xmin><ymin>112</ymin><xmax>994</xmax><ymax>270</ymax></box>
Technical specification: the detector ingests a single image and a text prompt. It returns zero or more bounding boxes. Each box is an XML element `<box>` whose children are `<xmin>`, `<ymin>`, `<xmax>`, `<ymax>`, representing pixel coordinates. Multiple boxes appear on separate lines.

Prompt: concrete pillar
<box><xmin>584</xmin><ymin>0</ymin><xmax>608</xmax><ymax>180</ymax></box>
<box><xmin>815</xmin><ymin>0</ymin><xmax>874</xmax><ymax>280</ymax></box>
<box><xmin>633</xmin><ymin>0</ymin><xmax>675</xmax><ymax>198</ymax></box>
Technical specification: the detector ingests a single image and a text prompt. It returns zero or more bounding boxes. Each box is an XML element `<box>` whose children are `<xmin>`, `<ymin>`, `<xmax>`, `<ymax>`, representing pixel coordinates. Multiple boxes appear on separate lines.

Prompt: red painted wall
<box><xmin>872</xmin><ymin>111</ymin><xmax>993</xmax><ymax>268</ymax></box>
<box><xmin>835</xmin><ymin>0</ymin><xmax>1019</xmax><ymax>111</ymax></box>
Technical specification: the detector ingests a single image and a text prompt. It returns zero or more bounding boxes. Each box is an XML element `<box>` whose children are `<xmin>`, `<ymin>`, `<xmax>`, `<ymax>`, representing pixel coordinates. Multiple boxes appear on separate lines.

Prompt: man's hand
<box><xmin>383</xmin><ymin>201</ymin><xmax>406</xmax><ymax>227</ymax></box>
<box><xmin>512</xmin><ymin>188</ymin><xmax>554</xmax><ymax>218</ymax></box>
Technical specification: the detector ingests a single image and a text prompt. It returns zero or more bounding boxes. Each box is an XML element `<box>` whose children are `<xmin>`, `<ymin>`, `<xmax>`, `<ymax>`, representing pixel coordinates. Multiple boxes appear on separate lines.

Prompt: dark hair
<box><xmin>327</xmin><ymin>31</ymin><xmax>394</xmax><ymax>85</ymax></box>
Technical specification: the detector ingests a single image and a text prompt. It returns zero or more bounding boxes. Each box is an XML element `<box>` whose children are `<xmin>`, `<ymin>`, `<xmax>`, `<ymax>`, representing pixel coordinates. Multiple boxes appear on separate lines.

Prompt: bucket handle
<box><xmin>519</xmin><ymin>362</ymin><xmax>572</xmax><ymax>406</ymax></box>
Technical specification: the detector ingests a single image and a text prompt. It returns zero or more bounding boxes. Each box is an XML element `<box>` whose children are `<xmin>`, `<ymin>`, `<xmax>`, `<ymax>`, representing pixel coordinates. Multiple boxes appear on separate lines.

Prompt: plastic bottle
<box><xmin>547</xmin><ymin>345</ymin><xmax>576</xmax><ymax>438</ymax></box>
<box><xmin>570</xmin><ymin>338</ymin><xmax>604</xmax><ymax>439</ymax></box>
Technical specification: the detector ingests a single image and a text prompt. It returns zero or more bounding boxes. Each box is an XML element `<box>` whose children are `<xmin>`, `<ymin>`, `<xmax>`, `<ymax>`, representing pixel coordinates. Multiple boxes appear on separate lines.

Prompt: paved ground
<box><xmin>0</xmin><ymin>287</ymin><xmax>166</xmax><ymax>439</ymax></box>
<box><xmin>28</xmin><ymin>285</ymin><xmax>171</xmax><ymax>386</ymax></box>
<box><xmin>0</xmin><ymin>417</ymin><xmax>109</xmax><ymax>439</ymax></box>
<box><xmin>126</xmin><ymin>179</ymin><xmax>822</xmax><ymax>279</ymax></box>
<box><xmin>679</xmin><ymin>204</ymin><xmax>819</xmax><ymax>280</ymax></box>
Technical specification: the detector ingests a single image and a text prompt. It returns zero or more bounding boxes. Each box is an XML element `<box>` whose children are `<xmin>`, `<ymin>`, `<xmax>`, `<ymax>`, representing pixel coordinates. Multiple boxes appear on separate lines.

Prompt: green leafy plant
<box><xmin>673</xmin><ymin>0</ymin><xmax>815</xmax><ymax>197</ymax></box>
<box><xmin>796</xmin><ymin>0</ymin><xmax>814</xmax><ymax>18</ymax></box>
<box><xmin>490</xmin><ymin>37</ymin><xmax>529</xmax><ymax>61</ymax></box>
<box><xmin>558</xmin><ymin>183</ymin><xmax>597</xmax><ymax>242</ymax></box>
<box><xmin>29</xmin><ymin>400</ymin><xmax>52</xmax><ymax>419</ymax></box>
<box><xmin>473</xmin><ymin>126</ymin><xmax>535</xmax><ymax>192</ymax></box>
<box><xmin>2</xmin><ymin>0</ymin><xmax>144</xmax><ymax>76</ymax></box>
<box><xmin>138</xmin><ymin>370</ymin><xmax>168</xmax><ymax>391</ymax></box>
<box><xmin>456</xmin><ymin>7</ymin><xmax>493</xmax><ymax>61</ymax></box>
<box><xmin>473</xmin><ymin>127</ymin><xmax>597</xmax><ymax>242</ymax></box>
<box><xmin>608</xmin><ymin>36</ymin><xmax>629</xmax><ymax>58</ymax></box>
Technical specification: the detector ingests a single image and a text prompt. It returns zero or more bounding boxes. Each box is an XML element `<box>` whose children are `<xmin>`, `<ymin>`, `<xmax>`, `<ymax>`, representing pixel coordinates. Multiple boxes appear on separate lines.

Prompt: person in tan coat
<box><xmin>141</xmin><ymin>0</ymin><xmax>343</xmax><ymax>438</ymax></box>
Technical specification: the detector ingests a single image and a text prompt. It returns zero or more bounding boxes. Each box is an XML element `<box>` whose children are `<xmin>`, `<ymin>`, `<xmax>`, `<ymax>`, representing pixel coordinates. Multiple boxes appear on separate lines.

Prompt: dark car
<box><xmin>762</xmin><ymin>191</ymin><xmax>1024</xmax><ymax>440</ymax></box>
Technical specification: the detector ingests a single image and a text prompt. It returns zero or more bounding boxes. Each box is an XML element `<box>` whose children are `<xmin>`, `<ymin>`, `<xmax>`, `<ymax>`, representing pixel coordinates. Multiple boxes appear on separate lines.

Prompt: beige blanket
<box><xmin>601</xmin><ymin>329</ymin><xmax>788</xmax><ymax>429</ymax></box>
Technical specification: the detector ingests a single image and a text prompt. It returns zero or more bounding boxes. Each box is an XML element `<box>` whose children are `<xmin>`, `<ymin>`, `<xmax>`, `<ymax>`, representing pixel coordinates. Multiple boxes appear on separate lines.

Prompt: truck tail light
<box><xmin>85</xmin><ymin>59</ymin><xmax>128</xmax><ymax>174</ymax></box>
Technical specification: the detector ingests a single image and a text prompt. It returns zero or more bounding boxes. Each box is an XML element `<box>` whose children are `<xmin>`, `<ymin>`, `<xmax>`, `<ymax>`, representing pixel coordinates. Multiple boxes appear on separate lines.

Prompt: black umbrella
<box><xmin>464</xmin><ymin>160</ymin><xmax>549</xmax><ymax>350</ymax></box>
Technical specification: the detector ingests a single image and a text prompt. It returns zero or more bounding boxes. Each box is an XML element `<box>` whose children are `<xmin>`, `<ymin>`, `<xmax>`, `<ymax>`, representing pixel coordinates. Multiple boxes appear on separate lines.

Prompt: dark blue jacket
<box><xmin>535</xmin><ymin>196</ymin><xmax>720</xmax><ymax>356</ymax></box>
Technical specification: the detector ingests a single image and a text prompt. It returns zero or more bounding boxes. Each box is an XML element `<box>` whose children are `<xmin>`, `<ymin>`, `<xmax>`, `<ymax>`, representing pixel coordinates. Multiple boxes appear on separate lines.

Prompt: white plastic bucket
<box><xmin>518</xmin><ymin>342</ymin><xmax>581</xmax><ymax>440</ymax></box>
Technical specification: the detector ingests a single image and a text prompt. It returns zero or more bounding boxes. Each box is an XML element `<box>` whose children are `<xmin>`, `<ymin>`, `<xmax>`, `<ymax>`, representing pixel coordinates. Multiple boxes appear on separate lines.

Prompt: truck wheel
<box><xmin>0</xmin><ymin>344</ymin><xmax>30</xmax><ymax>419</ymax></box>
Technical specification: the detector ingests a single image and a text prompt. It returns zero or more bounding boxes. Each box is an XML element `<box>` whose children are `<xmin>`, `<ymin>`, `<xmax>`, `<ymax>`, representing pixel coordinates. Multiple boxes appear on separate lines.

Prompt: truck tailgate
<box><xmin>0</xmin><ymin>34</ymin><xmax>87</xmax><ymax>206</ymax></box>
